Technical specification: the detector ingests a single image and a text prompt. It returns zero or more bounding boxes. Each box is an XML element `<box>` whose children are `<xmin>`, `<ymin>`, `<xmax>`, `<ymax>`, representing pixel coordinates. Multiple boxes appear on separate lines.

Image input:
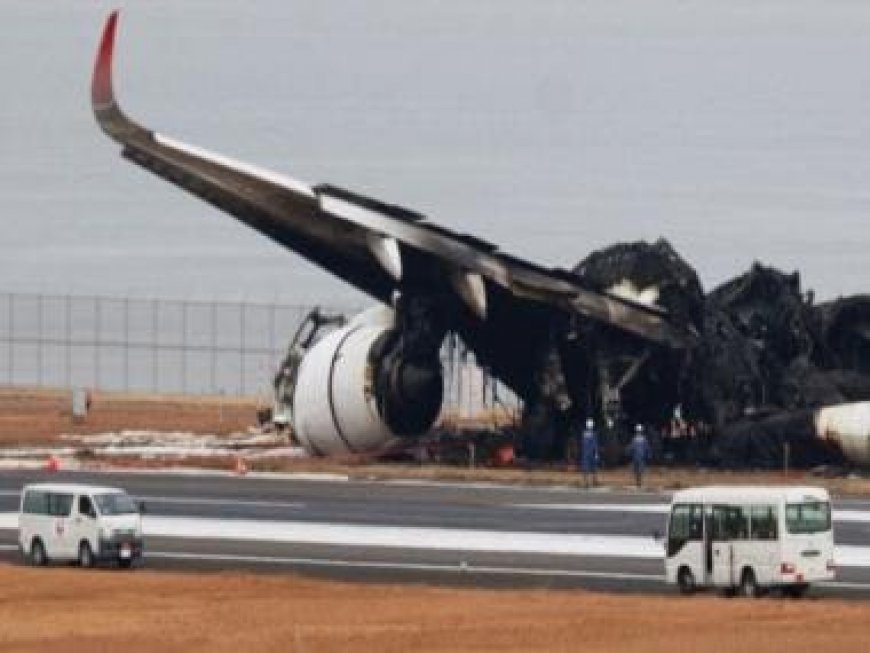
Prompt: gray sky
<box><xmin>1</xmin><ymin>0</ymin><xmax>868</xmax><ymax>304</ymax></box>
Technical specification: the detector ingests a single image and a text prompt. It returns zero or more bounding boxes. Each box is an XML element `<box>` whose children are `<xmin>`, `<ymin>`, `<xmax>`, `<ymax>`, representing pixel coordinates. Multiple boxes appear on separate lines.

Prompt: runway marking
<box><xmin>0</xmin><ymin>512</ymin><xmax>661</xmax><ymax>558</ymax></box>
<box><xmin>512</xmin><ymin>503</ymin><xmax>870</xmax><ymax>523</ymax></box>
<box><xmin>3</xmin><ymin>511</ymin><xmax>870</xmax><ymax>566</ymax></box>
<box><xmin>513</xmin><ymin>503</ymin><xmax>668</xmax><ymax>514</ymax></box>
<box><xmin>146</xmin><ymin>550</ymin><xmax>666</xmax><ymax>581</ymax></box>
<box><xmin>0</xmin><ymin>491</ymin><xmax>303</xmax><ymax>511</ymax></box>
<box><xmin>3</xmin><ymin>542</ymin><xmax>870</xmax><ymax>591</ymax></box>
<box><xmin>137</xmin><ymin>496</ymin><xmax>305</xmax><ymax>510</ymax></box>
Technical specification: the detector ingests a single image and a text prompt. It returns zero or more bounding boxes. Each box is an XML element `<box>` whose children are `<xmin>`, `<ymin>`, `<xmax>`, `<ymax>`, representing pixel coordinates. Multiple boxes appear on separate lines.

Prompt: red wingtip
<box><xmin>91</xmin><ymin>10</ymin><xmax>119</xmax><ymax>109</ymax></box>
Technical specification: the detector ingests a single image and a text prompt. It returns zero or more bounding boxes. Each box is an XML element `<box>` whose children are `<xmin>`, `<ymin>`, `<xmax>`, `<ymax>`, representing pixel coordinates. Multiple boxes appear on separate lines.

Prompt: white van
<box><xmin>18</xmin><ymin>483</ymin><xmax>144</xmax><ymax>568</ymax></box>
<box><xmin>664</xmin><ymin>486</ymin><xmax>834</xmax><ymax>597</ymax></box>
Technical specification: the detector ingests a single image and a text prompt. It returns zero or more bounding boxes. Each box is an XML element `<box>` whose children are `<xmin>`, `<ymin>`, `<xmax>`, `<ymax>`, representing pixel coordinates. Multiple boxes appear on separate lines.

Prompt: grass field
<box><xmin>0</xmin><ymin>565</ymin><xmax>868</xmax><ymax>653</ymax></box>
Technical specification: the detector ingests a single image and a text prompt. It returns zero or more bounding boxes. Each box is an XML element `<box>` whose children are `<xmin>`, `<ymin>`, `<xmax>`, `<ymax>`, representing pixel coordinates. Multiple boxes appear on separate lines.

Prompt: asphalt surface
<box><xmin>1</xmin><ymin>469</ymin><xmax>869</xmax><ymax>598</ymax></box>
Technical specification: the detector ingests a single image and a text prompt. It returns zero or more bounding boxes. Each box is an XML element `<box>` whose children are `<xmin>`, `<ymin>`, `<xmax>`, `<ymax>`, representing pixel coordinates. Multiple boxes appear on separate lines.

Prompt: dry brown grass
<box><xmin>0</xmin><ymin>564</ymin><xmax>866</xmax><ymax>652</ymax></box>
<box><xmin>0</xmin><ymin>386</ymin><xmax>261</xmax><ymax>445</ymax></box>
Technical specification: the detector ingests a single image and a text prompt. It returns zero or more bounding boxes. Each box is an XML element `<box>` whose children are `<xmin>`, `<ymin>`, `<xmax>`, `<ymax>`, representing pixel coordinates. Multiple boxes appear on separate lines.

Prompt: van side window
<box><xmin>79</xmin><ymin>495</ymin><xmax>96</xmax><ymax>518</ymax></box>
<box><xmin>750</xmin><ymin>505</ymin><xmax>778</xmax><ymax>540</ymax></box>
<box><xmin>48</xmin><ymin>493</ymin><xmax>73</xmax><ymax>517</ymax></box>
<box><xmin>23</xmin><ymin>491</ymin><xmax>48</xmax><ymax>515</ymax></box>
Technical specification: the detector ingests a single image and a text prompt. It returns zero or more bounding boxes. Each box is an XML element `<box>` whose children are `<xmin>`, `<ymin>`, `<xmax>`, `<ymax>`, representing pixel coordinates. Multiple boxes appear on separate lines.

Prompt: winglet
<box><xmin>92</xmin><ymin>11</ymin><xmax>119</xmax><ymax>110</ymax></box>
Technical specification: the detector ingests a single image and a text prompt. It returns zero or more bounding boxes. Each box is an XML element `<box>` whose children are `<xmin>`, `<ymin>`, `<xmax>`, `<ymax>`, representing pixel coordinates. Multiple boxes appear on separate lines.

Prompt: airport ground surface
<box><xmin>2</xmin><ymin>386</ymin><xmax>870</xmax><ymax>649</ymax></box>
<box><xmin>1</xmin><ymin>470</ymin><xmax>870</xmax><ymax>651</ymax></box>
<box><xmin>2</xmin><ymin>563</ymin><xmax>869</xmax><ymax>653</ymax></box>
<box><xmin>2</xmin><ymin>469</ymin><xmax>870</xmax><ymax>598</ymax></box>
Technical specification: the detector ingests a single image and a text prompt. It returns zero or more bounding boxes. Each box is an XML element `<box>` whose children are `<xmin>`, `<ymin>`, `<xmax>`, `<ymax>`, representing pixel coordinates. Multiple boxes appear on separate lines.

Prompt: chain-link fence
<box><xmin>0</xmin><ymin>292</ymin><xmax>520</xmax><ymax>423</ymax></box>
<box><xmin>0</xmin><ymin>292</ymin><xmax>351</xmax><ymax>397</ymax></box>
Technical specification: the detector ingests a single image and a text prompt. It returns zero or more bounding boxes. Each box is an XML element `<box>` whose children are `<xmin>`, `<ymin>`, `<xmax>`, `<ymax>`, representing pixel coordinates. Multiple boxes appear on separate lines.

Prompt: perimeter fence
<box><xmin>0</xmin><ymin>292</ymin><xmax>519</xmax><ymax>423</ymax></box>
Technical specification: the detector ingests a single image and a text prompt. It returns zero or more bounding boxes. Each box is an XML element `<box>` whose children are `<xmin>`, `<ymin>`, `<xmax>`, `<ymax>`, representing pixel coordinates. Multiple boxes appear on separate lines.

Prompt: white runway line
<box><xmin>4</xmin><ymin>543</ymin><xmax>870</xmax><ymax>590</ymax></box>
<box><xmin>137</xmin><ymin>496</ymin><xmax>305</xmax><ymax>510</ymax></box>
<box><xmin>3</xmin><ymin>511</ymin><xmax>870</xmax><ymax>566</ymax></box>
<box><xmin>0</xmin><ymin>512</ymin><xmax>659</xmax><ymax>558</ymax></box>
<box><xmin>512</xmin><ymin>503</ymin><xmax>870</xmax><ymax>523</ymax></box>
<box><xmin>145</xmin><ymin>516</ymin><xmax>665</xmax><ymax>559</ymax></box>
<box><xmin>147</xmin><ymin>550</ymin><xmax>666</xmax><ymax>581</ymax></box>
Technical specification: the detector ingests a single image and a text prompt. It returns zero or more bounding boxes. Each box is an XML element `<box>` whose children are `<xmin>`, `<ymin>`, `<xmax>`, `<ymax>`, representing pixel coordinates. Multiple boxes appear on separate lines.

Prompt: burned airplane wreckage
<box><xmin>573</xmin><ymin>241</ymin><xmax>870</xmax><ymax>468</ymax></box>
<box><xmin>91</xmin><ymin>13</ymin><xmax>870</xmax><ymax>468</ymax></box>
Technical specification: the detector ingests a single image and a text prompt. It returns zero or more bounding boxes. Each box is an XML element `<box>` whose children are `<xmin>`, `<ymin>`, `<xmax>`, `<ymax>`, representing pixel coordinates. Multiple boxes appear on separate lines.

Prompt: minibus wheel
<box><xmin>78</xmin><ymin>542</ymin><xmax>95</xmax><ymax>568</ymax></box>
<box><xmin>29</xmin><ymin>539</ymin><xmax>47</xmax><ymax>567</ymax></box>
<box><xmin>677</xmin><ymin>567</ymin><xmax>696</xmax><ymax>595</ymax></box>
<box><xmin>739</xmin><ymin>569</ymin><xmax>760</xmax><ymax>598</ymax></box>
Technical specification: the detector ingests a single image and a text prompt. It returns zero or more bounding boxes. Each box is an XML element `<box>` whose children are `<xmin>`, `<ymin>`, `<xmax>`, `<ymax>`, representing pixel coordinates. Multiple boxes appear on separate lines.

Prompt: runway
<box><xmin>1</xmin><ymin>469</ymin><xmax>870</xmax><ymax>596</ymax></box>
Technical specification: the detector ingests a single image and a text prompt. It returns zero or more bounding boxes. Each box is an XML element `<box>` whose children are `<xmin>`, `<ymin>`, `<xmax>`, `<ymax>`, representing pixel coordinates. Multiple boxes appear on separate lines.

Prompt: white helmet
<box><xmin>585</xmin><ymin>418</ymin><xmax>594</xmax><ymax>429</ymax></box>
<box><xmin>635</xmin><ymin>423</ymin><xmax>643</xmax><ymax>433</ymax></box>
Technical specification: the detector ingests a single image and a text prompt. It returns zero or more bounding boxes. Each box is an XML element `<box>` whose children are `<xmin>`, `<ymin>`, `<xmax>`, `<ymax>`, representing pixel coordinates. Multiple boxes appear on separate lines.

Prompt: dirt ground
<box><xmin>2</xmin><ymin>386</ymin><xmax>870</xmax><ymax>496</ymax></box>
<box><xmin>0</xmin><ymin>386</ymin><xmax>261</xmax><ymax>444</ymax></box>
<box><xmin>0</xmin><ymin>564</ymin><xmax>867</xmax><ymax>653</ymax></box>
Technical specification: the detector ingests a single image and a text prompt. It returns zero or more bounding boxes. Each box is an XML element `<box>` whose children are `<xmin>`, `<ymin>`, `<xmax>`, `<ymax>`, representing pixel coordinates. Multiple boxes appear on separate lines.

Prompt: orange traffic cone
<box><xmin>44</xmin><ymin>455</ymin><xmax>61</xmax><ymax>472</ymax></box>
<box><xmin>233</xmin><ymin>456</ymin><xmax>248</xmax><ymax>476</ymax></box>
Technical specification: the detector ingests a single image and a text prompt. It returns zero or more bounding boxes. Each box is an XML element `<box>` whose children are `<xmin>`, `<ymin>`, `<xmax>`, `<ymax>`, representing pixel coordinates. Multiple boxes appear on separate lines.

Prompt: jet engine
<box><xmin>290</xmin><ymin>307</ymin><xmax>443</xmax><ymax>455</ymax></box>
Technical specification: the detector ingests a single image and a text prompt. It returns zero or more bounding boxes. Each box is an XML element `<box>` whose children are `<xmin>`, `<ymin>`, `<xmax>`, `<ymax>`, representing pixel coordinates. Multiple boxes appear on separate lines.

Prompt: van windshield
<box><xmin>94</xmin><ymin>493</ymin><xmax>138</xmax><ymax>516</ymax></box>
<box><xmin>785</xmin><ymin>501</ymin><xmax>831</xmax><ymax>534</ymax></box>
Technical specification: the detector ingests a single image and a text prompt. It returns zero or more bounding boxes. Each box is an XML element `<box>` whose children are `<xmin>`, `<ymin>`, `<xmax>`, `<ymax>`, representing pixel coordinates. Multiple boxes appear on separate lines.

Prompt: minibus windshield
<box><xmin>785</xmin><ymin>501</ymin><xmax>831</xmax><ymax>534</ymax></box>
<box><xmin>94</xmin><ymin>493</ymin><xmax>139</xmax><ymax>516</ymax></box>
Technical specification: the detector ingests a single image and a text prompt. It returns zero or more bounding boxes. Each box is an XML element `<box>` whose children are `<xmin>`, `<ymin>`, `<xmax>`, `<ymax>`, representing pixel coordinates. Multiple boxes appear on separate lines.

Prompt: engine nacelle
<box><xmin>291</xmin><ymin>308</ymin><xmax>443</xmax><ymax>455</ymax></box>
<box><xmin>816</xmin><ymin>402</ymin><xmax>870</xmax><ymax>466</ymax></box>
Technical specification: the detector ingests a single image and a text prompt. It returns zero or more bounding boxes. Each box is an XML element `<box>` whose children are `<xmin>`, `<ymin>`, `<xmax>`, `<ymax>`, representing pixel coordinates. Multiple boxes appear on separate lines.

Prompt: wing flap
<box><xmin>91</xmin><ymin>12</ymin><xmax>697</xmax><ymax>349</ymax></box>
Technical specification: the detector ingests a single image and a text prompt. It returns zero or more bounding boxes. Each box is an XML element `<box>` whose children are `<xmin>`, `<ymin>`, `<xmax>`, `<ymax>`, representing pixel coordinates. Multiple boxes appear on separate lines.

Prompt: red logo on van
<box><xmin>55</xmin><ymin>520</ymin><xmax>65</xmax><ymax>537</ymax></box>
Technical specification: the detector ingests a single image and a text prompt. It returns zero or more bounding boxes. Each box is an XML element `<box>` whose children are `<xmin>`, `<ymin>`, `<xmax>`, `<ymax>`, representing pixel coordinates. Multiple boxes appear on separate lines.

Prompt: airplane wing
<box><xmin>92</xmin><ymin>12</ymin><xmax>697</xmax><ymax>349</ymax></box>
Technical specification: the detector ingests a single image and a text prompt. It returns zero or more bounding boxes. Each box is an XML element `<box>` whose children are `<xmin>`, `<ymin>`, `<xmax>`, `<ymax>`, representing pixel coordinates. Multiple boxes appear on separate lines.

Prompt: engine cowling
<box><xmin>291</xmin><ymin>309</ymin><xmax>443</xmax><ymax>455</ymax></box>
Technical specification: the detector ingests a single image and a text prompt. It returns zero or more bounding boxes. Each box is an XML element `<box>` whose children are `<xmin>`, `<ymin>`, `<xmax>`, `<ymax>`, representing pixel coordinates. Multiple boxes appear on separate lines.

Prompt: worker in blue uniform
<box><xmin>629</xmin><ymin>423</ymin><xmax>651</xmax><ymax>488</ymax></box>
<box><xmin>579</xmin><ymin>418</ymin><xmax>599</xmax><ymax>488</ymax></box>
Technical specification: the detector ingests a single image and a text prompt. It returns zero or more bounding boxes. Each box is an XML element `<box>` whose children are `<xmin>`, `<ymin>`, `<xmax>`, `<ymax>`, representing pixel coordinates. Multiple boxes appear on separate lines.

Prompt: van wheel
<box><xmin>78</xmin><ymin>542</ymin><xmax>95</xmax><ymax>569</ymax></box>
<box><xmin>784</xmin><ymin>583</ymin><xmax>809</xmax><ymax>599</ymax></box>
<box><xmin>739</xmin><ymin>569</ymin><xmax>760</xmax><ymax>598</ymax></box>
<box><xmin>677</xmin><ymin>567</ymin><xmax>696</xmax><ymax>595</ymax></box>
<box><xmin>30</xmin><ymin>539</ymin><xmax>47</xmax><ymax>567</ymax></box>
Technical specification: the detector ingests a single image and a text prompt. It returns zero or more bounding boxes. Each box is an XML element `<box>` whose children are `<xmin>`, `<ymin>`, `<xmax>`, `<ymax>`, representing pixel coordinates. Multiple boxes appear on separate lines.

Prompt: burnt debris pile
<box><xmin>573</xmin><ymin>241</ymin><xmax>870</xmax><ymax>468</ymax></box>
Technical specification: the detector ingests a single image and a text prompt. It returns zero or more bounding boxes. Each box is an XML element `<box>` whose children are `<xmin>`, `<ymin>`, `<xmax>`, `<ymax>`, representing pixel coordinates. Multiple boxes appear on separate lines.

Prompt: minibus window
<box><xmin>94</xmin><ymin>493</ymin><xmax>138</xmax><ymax>515</ymax></box>
<box><xmin>23</xmin><ymin>491</ymin><xmax>48</xmax><ymax>515</ymax></box>
<box><xmin>786</xmin><ymin>501</ymin><xmax>831</xmax><ymax>534</ymax></box>
<box><xmin>711</xmin><ymin>506</ymin><xmax>748</xmax><ymax>540</ymax></box>
<box><xmin>688</xmin><ymin>505</ymin><xmax>703</xmax><ymax>540</ymax></box>
<box><xmin>749</xmin><ymin>505</ymin><xmax>778</xmax><ymax>540</ymax></box>
<box><xmin>667</xmin><ymin>504</ymin><xmax>702</xmax><ymax>556</ymax></box>
<box><xmin>729</xmin><ymin>506</ymin><xmax>750</xmax><ymax>540</ymax></box>
<box><xmin>47</xmin><ymin>493</ymin><xmax>73</xmax><ymax>517</ymax></box>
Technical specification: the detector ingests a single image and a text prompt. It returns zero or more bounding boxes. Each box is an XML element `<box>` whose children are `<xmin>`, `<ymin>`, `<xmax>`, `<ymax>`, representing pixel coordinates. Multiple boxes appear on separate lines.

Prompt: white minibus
<box><xmin>18</xmin><ymin>483</ymin><xmax>144</xmax><ymax>568</ymax></box>
<box><xmin>664</xmin><ymin>486</ymin><xmax>834</xmax><ymax>597</ymax></box>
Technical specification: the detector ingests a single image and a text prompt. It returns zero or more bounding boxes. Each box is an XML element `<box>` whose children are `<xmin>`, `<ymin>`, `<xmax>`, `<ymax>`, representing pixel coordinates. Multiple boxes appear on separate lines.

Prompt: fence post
<box><xmin>94</xmin><ymin>296</ymin><xmax>101</xmax><ymax>389</ymax></box>
<box><xmin>152</xmin><ymin>298</ymin><xmax>159</xmax><ymax>393</ymax></box>
<box><xmin>210</xmin><ymin>300</ymin><xmax>218</xmax><ymax>395</ymax></box>
<box><xmin>65</xmin><ymin>294</ymin><xmax>71</xmax><ymax>387</ymax></box>
<box><xmin>123</xmin><ymin>296</ymin><xmax>129</xmax><ymax>392</ymax></box>
<box><xmin>239</xmin><ymin>301</ymin><xmax>245</xmax><ymax>395</ymax></box>
<box><xmin>181</xmin><ymin>300</ymin><xmax>188</xmax><ymax>394</ymax></box>
<box><xmin>7</xmin><ymin>294</ymin><xmax>13</xmax><ymax>384</ymax></box>
<box><xmin>36</xmin><ymin>294</ymin><xmax>43</xmax><ymax>386</ymax></box>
